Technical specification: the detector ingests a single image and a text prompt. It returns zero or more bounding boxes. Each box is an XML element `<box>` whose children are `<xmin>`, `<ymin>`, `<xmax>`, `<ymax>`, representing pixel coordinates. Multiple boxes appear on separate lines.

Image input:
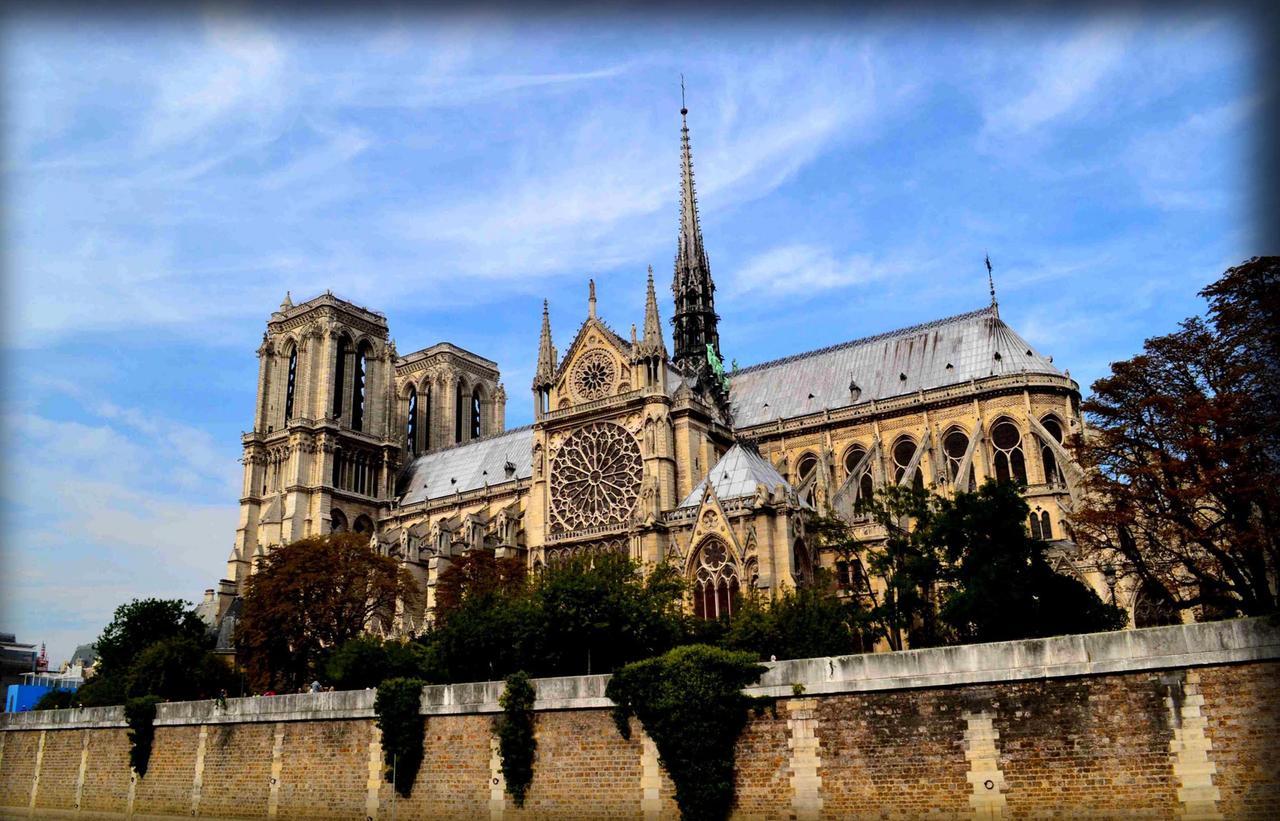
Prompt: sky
<box><xmin>0</xmin><ymin>6</ymin><xmax>1258</xmax><ymax>665</ymax></box>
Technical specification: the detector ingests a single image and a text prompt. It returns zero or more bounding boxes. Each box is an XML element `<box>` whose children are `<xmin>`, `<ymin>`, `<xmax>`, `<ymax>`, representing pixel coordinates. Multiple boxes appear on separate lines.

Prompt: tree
<box><xmin>237</xmin><ymin>532</ymin><xmax>422</xmax><ymax>691</ymax></box>
<box><xmin>94</xmin><ymin>598</ymin><xmax>208</xmax><ymax>678</ymax></box>
<box><xmin>532</xmin><ymin>553</ymin><xmax>687</xmax><ymax>676</ymax></box>
<box><xmin>324</xmin><ymin>636</ymin><xmax>432</xmax><ymax>690</ymax></box>
<box><xmin>1074</xmin><ymin>257</ymin><xmax>1279</xmax><ymax>619</ymax></box>
<box><xmin>125</xmin><ymin>637</ymin><xmax>235</xmax><ymax>702</ymax></box>
<box><xmin>432</xmin><ymin>551</ymin><xmax>527</xmax><ymax>622</ymax></box>
<box><xmin>419</xmin><ymin>552</ymin><xmax>689</xmax><ymax>683</ymax></box>
<box><xmin>932</xmin><ymin>481</ymin><xmax>1125</xmax><ymax>642</ymax></box>
<box><xmin>724</xmin><ymin>582</ymin><xmax>874</xmax><ymax>661</ymax></box>
<box><xmin>855</xmin><ymin>485</ymin><xmax>949</xmax><ymax>649</ymax></box>
<box><xmin>75</xmin><ymin>597</ymin><xmax>212</xmax><ymax>707</ymax></box>
<box><xmin>854</xmin><ymin>481</ymin><xmax>1124</xmax><ymax>648</ymax></box>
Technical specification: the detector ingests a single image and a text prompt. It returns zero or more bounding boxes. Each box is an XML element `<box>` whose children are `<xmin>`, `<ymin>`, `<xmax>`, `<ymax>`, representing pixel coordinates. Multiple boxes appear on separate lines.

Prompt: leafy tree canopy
<box><xmin>1074</xmin><ymin>257</ymin><xmax>1279</xmax><ymax>619</ymax></box>
<box><xmin>237</xmin><ymin>532</ymin><xmax>422</xmax><ymax>692</ymax></box>
<box><xmin>95</xmin><ymin>598</ymin><xmax>208</xmax><ymax>677</ymax></box>
<box><xmin>325</xmin><ymin>636</ymin><xmax>432</xmax><ymax>691</ymax></box>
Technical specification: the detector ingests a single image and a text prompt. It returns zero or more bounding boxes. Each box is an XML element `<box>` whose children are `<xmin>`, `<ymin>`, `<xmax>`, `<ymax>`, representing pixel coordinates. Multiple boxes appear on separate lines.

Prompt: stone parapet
<box><xmin>4</xmin><ymin>618</ymin><xmax>1277</xmax><ymax>732</ymax></box>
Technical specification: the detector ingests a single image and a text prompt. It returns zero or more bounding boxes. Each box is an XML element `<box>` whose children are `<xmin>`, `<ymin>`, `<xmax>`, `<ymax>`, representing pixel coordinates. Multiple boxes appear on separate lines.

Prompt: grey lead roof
<box><xmin>727</xmin><ymin>306</ymin><xmax>1063</xmax><ymax>428</ymax></box>
<box><xmin>398</xmin><ymin>425</ymin><xmax>534</xmax><ymax>505</ymax></box>
<box><xmin>679</xmin><ymin>444</ymin><xmax>794</xmax><ymax>508</ymax></box>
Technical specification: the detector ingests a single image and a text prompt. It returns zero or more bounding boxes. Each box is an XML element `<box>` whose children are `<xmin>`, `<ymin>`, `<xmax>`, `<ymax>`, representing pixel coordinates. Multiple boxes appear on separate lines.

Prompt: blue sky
<box><xmin>0</xmin><ymin>8</ymin><xmax>1256</xmax><ymax>664</ymax></box>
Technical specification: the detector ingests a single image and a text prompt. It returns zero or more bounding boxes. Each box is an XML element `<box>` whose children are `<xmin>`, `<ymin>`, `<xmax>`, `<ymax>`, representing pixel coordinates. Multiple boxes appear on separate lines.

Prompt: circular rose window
<box><xmin>550</xmin><ymin>422</ymin><xmax>643</xmax><ymax>533</ymax></box>
<box><xmin>571</xmin><ymin>349</ymin><xmax>617</xmax><ymax>401</ymax></box>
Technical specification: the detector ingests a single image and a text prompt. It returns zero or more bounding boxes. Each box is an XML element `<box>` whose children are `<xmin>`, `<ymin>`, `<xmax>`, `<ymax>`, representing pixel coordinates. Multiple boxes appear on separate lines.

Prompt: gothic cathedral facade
<box><xmin>207</xmin><ymin>108</ymin><xmax>1105</xmax><ymax>639</ymax></box>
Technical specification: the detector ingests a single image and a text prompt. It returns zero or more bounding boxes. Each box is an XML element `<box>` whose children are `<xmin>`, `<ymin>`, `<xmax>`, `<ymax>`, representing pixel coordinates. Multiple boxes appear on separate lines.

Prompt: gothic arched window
<box><xmin>990</xmin><ymin>420</ymin><xmax>1027</xmax><ymax>484</ymax></box>
<box><xmin>406</xmin><ymin>387</ymin><xmax>418</xmax><ymax>455</ymax></box>
<box><xmin>796</xmin><ymin>453</ymin><xmax>819</xmax><ymax>506</ymax></box>
<box><xmin>1134</xmin><ymin>580</ymin><xmax>1180</xmax><ymax>628</ymax></box>
<box><xmin>893</xmin><ymin>436</ymin><xmax>923</xmax><ymax>490</ymax></box>
<box><xmin>843</xmin><ymin>445</ymin><xmax>874</xmax><ymax>500</ymax></box>
<box><xmin>284</xmin><ymin>346</ymin><xmax>298</xmax><ymax>422</ymax></box>
<box><xmin>692</xmin><ymin>537</ymin><xmax>739</xmax><ymax>621</ymax></box>
<box><xmin>330</xmin><ymin>508</ymin><xmax>348</xmax><ymax>534</ymax></box>
<box><xmin>455</xmin><ymin>381</ymin><xmax>466</xmax><ymax>443</ymax></box>
<box><xmin>943</xmin><ymin>428</ymin><xmax>972</xmax><ymax>489</ymax></box>
<box><xmin>1040</xmin><ymin>416</ymin><xmax>1064</xmax><ymax>486</ymax></box>
<box><xmin>332</xmin><ymin>336</ymin><xmax>350</xmax><ymax>419</ymax></box>
<box><xmin>353</xmin><ymin>515</ymin><xmax>374</xmax><ymax>535</ymax></box>
<box><xmin>423</xmin><ymin>384</ymin><xmax>432</xmax><ymax>451</ymax></box>
<box><xmin>351</xmin><ymin>342</ymin><xmax>370</xmax><ymax>432</ymax></box>
<box><xmin>471</xmin><ymin>387</ymin><xmax>483</xmax><ymax>439</ymax></box>
<box><xmin>1028</xmin><ymin>513</ymin><xmax>1042</xmax><ymax>540</ymax></box>
<box><xmin>1040</xmin><ymin>510</ymin><xmax>1052</xmax><ymax>540</ymax></box>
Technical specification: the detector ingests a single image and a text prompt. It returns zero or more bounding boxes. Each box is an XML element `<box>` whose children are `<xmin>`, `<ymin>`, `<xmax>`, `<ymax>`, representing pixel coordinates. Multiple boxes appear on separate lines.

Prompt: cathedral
<box><xmin>204</xmin><ymin>107</ymin><xmax>1100</xmax><ymax>641</ymax></box>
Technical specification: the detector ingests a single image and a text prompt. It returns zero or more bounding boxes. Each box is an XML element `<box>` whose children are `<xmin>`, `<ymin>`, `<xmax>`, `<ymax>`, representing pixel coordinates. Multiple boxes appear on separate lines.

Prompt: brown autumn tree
<box><xmin>432</xmin><ymin>550</ymin><xmax>527</xmax><ymax>623</ymax></box>
<box><xmin>1073</xmin><ymin>257</ymin><xmax>1279</xmax><ymax>619</ymax></box>
<box><xmin>236</xmin><ymin>532</ymin><xmax>422</xmax><ymax>691</ymax></box>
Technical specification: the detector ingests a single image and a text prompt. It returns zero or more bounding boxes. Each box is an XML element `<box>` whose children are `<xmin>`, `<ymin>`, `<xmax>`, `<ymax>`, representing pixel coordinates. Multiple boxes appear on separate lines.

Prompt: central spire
<box><xmin>671</xmin><ymin>94</ymin><xmax>721</xmax><ymax>379</ymax></box>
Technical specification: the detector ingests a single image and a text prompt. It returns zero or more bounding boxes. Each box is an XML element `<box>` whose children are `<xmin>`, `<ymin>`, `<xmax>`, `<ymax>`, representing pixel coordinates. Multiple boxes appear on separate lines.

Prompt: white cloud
<box><xmin>982</xmin><ymin>21</ymin><xmax>1135</xmax><ymax>137</ymax></box>
<box><xmin>729</xmin><ymin>244</ymin><xmax>910</xmax><ymax>297</ymax></box>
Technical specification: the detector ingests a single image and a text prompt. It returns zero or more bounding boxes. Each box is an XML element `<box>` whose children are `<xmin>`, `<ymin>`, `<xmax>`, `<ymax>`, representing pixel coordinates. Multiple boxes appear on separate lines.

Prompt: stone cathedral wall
<box><xmin>2</xmin><ymin>619</ymin><xmax>1277</xmax><ymax>820</ymax></box>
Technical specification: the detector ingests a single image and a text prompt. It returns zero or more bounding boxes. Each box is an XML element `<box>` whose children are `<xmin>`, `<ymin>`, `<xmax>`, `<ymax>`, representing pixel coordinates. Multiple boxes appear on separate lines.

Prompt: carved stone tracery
<box><xmin>549</xmin><ymin>422</ymin><xmax>643</xmax><ymax>533</ymax></box>
<box><xmin>571</xmin><ymin>349</ymin><xmax>618</xmax><ymax>401</ymax></box>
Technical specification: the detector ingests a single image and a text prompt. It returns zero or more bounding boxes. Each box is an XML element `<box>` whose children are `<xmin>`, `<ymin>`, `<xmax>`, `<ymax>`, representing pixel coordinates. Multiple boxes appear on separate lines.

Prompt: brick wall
<box><xmin>1</xmin><ymin>619</ymin><xmax>1277</xmax><ymax>819</ymax></box>
<box><xmin>1199</xmin><ymin>662</ymin><xmax>1280</xmax><ymax>819</ymax></box>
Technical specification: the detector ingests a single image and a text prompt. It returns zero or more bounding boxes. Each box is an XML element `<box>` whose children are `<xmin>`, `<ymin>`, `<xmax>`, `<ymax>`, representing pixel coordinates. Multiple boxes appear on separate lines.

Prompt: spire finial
<box><xmin>672</xmin><ymin>93</ymin><xmax>720</xmax><ymax>375</ymax></box>
<box><xmin>985</xmin><ymin>253</ymin><xmax>999</xmax><ymax>317</ymax></box>
<box><xmin>588</xmin><ymin>278</ymin><xmax>597</xmax><ymax>318</ymax></box>
<box><xmin>534</xmin><ymin>298</ymin><xmax>556</xmax><ymax>390</ymax></box>
<box><xmin>680</xmin><ymin>74</ymin><xmax>687</xmax><ymax>116</ymax></box>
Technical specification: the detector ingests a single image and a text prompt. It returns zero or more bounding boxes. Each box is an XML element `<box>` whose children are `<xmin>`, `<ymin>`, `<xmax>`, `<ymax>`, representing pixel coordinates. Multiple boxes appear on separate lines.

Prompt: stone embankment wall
<box><xmin>2</xmin><ymin>618</ymin><xmax>1277</xmax><ymax>819</ymax></box>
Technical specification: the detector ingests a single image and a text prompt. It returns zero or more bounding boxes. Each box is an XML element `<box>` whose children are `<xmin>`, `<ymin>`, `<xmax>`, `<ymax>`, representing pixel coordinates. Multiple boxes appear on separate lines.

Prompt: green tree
<box><xmin>724</xmin><ymin>582</ymin><xmax>873</xmax><ymax>661</ymax></box>
<box><xmin>855</xmin><ymin>485</ymin><xmax>949</xmax><ymax>649</ymax></box>
<box><xmin>933</xmin><ymin>481</ymin><xmax>1126</xmax><ymax>642</ymax></box>
<box><xmin>75</xmin><ymin>597</ymin><xmax>212</xmax><ymax>707</ymax></box>
<box><xmin>532</xmin><ymin>553</ymin><xmax>687</xmax><ymax>676</ymax></box>
<box><xmin>324</xmin><ymin>636</ymin><xmax>432</xmax><ymax>690</ymax></box>
<box><xmin>237</xmin><ymin>532</ymin><xmax>422</xmax><ymax>692</ymax></box>
<box><xmin>125</xmin><ymin>637</ymin><xmax>235</xmax><ymax>702</ymax></box>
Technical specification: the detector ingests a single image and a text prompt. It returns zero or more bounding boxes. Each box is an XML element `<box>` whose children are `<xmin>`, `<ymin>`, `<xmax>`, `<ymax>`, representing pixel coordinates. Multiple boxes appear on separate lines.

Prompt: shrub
<box><xmin>607</xmin><ymin>645</ymin><xmax>766</xmax><ymax>821</ymax></box>
<box><xmin>497</xmin><ymin>671</ymin><xmax>537</xmax><ymax>807</ymax></box>
<box><xmin>325</xmin><ymin>636</ymin><xmax>431</xmax><ymax>690</ymax></box>
<box><xmin>374</xmin><ymin>677</ymin><xmax>426</xmax><ymax>797</ymax></box>
<box><xmin>33</xmin><ymin>689</ymin><xmax>77</xmax><ymax>710</ymax></box>
<box><xmin>124</xmin><ymin>696</ymin><xmax>162</xmax><ymax>777</ymax></box>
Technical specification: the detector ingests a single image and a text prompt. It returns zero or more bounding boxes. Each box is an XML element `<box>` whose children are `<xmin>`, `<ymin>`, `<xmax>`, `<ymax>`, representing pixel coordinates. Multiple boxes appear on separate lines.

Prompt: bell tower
<box><xmin>225</xmin><ymin>291</ymin><xmax>401</xmax><ymax>595</ymax></box>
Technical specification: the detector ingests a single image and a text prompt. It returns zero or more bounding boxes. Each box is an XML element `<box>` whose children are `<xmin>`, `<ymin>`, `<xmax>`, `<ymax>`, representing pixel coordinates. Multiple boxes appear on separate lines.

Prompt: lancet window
<box><xmin>351</xmin><ymin>343</ymin><xmax>369</xmax><ymax>432</ymax></box>
<box><xmin>692</xmin><ymin>536</ymin><xmax>740</xmax><ymax>621</ymax></box>
<box><xmin>943</xmin><ymin>428</ymin><xmax>973</xmax><ymax>489</ymax></box>
<box><xmin>1040</xmin><ymin>416</ymin><xmax>1064</xmax><ymax>486</ymax></box>
<box><xmin>892</xmin><ymin>436</ymin><xmax>924</xmax><ymax>491</ymax></box>
<box><xmin>796</xmin><ymin>453</ymin><xmax>819</xmax><ymax>506</ymax></box>
<box><xmin>332</xmin><ymin>337</ymin><xmax>349</xmax><ymax>420</ymax></box>
<box><xmin>471</xmin><ymin>387</ymin><xmax>483</xmax><ymax>439</ymax></box>
<box><xmin>843</xmin><ymin>445</ymin><xmax>874</xmax><ymax>500</ymax></box>
<box><xmin>1028</xmin><ymin>510</ymin><xmax>1052</xmax><ymax>540</ymax></box>
<box><xmin>284</xmin><ymin>346</ymin><xmax>297</xmax><ymax>422</ymax></box>
<box><xmin>990</xmin><ymin>420</ymin><xmax>1027</xmax><ymax>484</ymax></box>
<box><xmin>406</xmin><ymin>387</ymin><xmax>418</xmax><ymax>455</ymax></box>
<box><xmin>455</xmin><ymin>381</ymin><xmax>466</xmax><ymax>443</ymax></box>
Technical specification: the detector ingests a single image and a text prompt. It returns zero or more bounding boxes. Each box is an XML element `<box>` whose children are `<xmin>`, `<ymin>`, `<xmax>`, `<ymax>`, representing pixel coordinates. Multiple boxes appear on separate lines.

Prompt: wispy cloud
<box><xmin>981</xmin><ymin>20</ymin><xmax>1136</xmax><ymax>138</ymax></box>
<box><xmin>729</xmin><ymin>244</ymin><xmax>907</xmax><ymax>297</ymax></box>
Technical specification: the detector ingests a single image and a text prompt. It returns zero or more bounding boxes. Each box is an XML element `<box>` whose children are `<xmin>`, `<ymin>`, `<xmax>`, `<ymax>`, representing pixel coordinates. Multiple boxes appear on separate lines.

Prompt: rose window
<box><xmin>571</xmin><ymin>349</ymin><xmax>618</xmax><ymax>401</ymax></box>
<box><xmin>549</xmin><ymin>422</ymin><xmax>643</xmax><ymax>533</ymax></box>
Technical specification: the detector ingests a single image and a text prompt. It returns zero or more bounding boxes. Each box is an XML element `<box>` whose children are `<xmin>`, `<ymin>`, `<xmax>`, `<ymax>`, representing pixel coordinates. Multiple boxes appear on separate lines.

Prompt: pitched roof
<box><xmin>678</xmin><ymin>443</ymin><xmax>793</xmax><ymax>508</ymax></box>
<box><xmin>398</xmin><ymin>426</ymin><xmax>534</xmax><ymax>506</ymax></box>
<box><xmin>727</xmin><ymin>306</ymin><xmax>1063</xmax><ymax>427</ymax></box>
